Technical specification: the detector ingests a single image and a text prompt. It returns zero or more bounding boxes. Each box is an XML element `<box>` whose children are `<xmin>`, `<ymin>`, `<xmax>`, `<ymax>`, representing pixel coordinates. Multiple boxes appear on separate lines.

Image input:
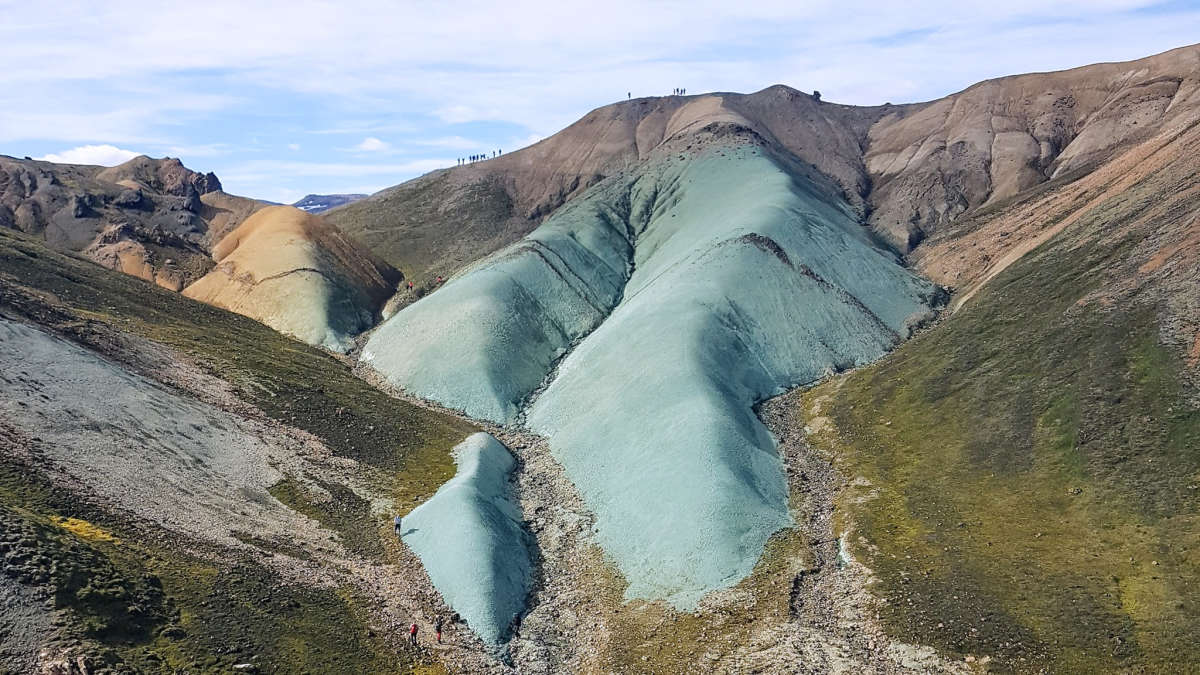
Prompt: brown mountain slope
<box><xmin>183</xmin><ymin>206</ymin><xmax>402</xmax><ymax>352</ymax></box>
<box><xmin>328</xmin><ymin>43</ymin><xmax>1200</xmax><ymax>292</ymax></box>
<box><xmin>867</xmin><ymin>42</ymin><xmax>1200</xmax><ymax>252</ymax></box>
<box><xmin>326</xmin><ymin>89</ymin><xmax>902</xmax><ymax>282</ymax></box>
<box><xmin>794</xmin><ymin>93</ymin><xmax>1200</xmax><ymax>672</ymax></box>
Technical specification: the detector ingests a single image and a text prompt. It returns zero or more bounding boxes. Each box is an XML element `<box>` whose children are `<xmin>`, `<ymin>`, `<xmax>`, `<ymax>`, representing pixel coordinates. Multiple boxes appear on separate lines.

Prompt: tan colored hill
<box><xmin>183</xmin><ymin>206</ymin><xmax>402</xmax><ymax>351</ymax></box>
<box><xmin>0</xmin><ymin>155</ymin><xmax>404</xmax><ymax>351</ymax></box>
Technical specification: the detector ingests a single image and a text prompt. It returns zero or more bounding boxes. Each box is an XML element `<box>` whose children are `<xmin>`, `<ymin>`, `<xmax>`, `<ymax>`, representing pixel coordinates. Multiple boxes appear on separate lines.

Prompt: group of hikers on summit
<box><xmin>458</xmin><ymin>150</ymin><xmax>501</xmax><ymax>165</ymax></box>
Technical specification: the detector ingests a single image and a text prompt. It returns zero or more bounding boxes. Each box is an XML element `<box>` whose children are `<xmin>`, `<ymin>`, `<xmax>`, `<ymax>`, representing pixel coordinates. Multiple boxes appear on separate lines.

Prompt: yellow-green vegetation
<box><xmin>51</xmin><ymin>516</ymin><xmax>119</xmax><ymax>543</ymax></box>
<box><xmin>578</xmin><ymin>519</ymin><xmax>816</xmax><ymax>672</ymax></box>
<box><xmin>0</xmin><ymin>226</ymin><xmax>477</xmax><ymax>671</ymax></box>
<box><xmin>269</xmin><ymin>477</ymin><xmax>384</xmax><ymax>561</ymax></box>
<box><xmin>801</xmin><ymin>227</ymin><xmax>1200</xmax><ymax>671</ymax></box>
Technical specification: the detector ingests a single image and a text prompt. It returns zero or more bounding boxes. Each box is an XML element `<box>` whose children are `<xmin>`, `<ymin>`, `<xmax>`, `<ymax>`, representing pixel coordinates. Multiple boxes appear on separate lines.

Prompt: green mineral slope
<box><xmin>801</xmin><ymin>119</ymin><xmax>1200</xmax><ymax>672</ymax></box>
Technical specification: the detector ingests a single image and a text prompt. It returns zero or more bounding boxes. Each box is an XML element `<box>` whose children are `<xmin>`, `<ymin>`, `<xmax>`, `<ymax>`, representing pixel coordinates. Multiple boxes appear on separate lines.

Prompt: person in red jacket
<box><xmin>408</xmin><ymin>622</ymin><xmax>418</xmax><ymax>645</ymax></box>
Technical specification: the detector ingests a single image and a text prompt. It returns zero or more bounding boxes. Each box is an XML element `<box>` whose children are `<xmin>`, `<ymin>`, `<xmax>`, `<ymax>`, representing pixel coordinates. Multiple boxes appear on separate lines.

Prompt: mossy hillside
<box><xmin>0</xmin><ymin>226</ymin><xmax>475</xmax><ymax>508</ymax></box>
<box><xmin>269</xmin><ymin>477</ymin><xmax>384</xmax><ymax>561</ymax></box>
<box><xmin>0</xmin><ymin>227</ymin><xmax>475</xmax><ymax>670</ymax></box>
<box><xmin>0</xmin><ymin>455</ymin><xmax>434</xmax><ymax>673</ymax></box>
<box><xmin>326</xmin><ymin>170</ymin><xmax>518</xmax><ymax>283</ymax></box>
<box><xmin>801</xmin><ymin>227</ymin><xmax>1200</xmax><ymax>670</ymax></box>
<box><xmin>563</xmin><ymin>508</ymin><xmax>818</xmax><ymax>671</ymax></box>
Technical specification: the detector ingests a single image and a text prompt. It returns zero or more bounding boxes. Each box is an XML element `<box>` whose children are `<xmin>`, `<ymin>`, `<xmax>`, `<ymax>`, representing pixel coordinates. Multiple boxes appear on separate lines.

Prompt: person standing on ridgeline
<box><xmin>435</xmin><ymin>615</ymin><xmax>444</xmax><ymax>643</ymax></box>
<box><xmin>408</xmin><ymin>622</ymin><xmax>418</xmax><ymax>645</ymax></box>
<box><xmin>627</xmin><ymin>91</ymin><xmax>631</xmax><ymax>99</ymax></box>
<box><xmin>393</xmin><ymin>514</ymin><xmax>403</xmax><ymax>538</ymax></box>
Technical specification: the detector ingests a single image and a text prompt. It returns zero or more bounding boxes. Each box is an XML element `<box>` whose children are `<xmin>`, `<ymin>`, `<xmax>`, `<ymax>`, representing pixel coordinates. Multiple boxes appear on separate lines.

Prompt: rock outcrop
<box><xmin>0</xmin><ymin>154</ymin><xmax>262</xmax><ymax>290</ymax></box>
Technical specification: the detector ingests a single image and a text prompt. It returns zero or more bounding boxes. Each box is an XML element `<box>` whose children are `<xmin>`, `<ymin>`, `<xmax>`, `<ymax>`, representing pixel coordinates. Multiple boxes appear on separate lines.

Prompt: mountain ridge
<box><xmin>327</xmin><ymin>42</ymin><xmax>1200</xmax><ymax>289</ymax></box>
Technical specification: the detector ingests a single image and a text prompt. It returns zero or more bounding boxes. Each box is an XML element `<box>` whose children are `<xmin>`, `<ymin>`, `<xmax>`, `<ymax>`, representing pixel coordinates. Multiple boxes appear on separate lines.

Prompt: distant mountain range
<box><xmin>291</xmin><ymin>193</ymin><xmax>368</xmax><ymax>213</ymax></box>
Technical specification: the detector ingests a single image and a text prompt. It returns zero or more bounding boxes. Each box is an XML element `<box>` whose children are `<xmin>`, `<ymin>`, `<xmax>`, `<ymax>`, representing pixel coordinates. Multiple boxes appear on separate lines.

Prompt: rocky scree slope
<box><xmin>0</xmin><ymin>225</ymin><xmax>477</xmax><ymax>673</ymax></box>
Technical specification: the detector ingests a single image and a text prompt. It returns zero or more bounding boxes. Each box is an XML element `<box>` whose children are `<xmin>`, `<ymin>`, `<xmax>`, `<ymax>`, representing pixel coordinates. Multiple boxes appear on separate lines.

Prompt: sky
<box><xmin>2</xmin><ymin>1</ymin><xmax>1198</xmax><ymax>203</ymax></box>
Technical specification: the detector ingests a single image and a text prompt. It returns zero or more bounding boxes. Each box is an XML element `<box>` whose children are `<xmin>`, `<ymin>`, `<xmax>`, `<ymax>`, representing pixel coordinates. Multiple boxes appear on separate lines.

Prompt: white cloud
<box><xmin>287</xmin><ymin>143</ymin><xmax>301</xmax><ymax>151</ymax></box>
<box><xmin>354</xmin><ymin>137</ymin><xmax>391</xmax><ymax>152</ymax></box>
<box><xmin>37</xmin><ymin>144</ymin><xmax>141</xmax><ymax>166</ymax></box>
<box><xmin>434</xmin><ymin>105</ymin><xmax>495</xmax><ymax>125</ymax></box>
<box><xmin>220</xmin><ymin>158</ymin><xmax>452</xmax><ymax>202</ymax></box>
<box><xmin>5</xmin><ymin>1</ymin><xmax>1197</xmax><ymax>198</ymax></box>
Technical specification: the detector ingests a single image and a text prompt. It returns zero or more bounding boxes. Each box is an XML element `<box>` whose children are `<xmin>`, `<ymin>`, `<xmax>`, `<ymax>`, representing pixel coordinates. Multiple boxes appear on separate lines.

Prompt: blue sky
<box><xmin>2</xmin><ymin>0</ymin><xmax>1198</xmax><ymax>203</ymax></box>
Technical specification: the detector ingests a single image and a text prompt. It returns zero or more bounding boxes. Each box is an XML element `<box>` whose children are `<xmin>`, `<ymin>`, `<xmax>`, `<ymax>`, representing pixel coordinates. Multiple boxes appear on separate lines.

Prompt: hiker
<box><xmin>407</xmin><ymin>280</ymin><xmax>414</xmax><ymax>291</ymax></box>
<box><xmin>435</xmin><ymin>615</ymin><xmax>444</xmax><ymax>643</ymax></box>
<box><xmin>408</xmin><ymin>622</ymin><xmax>418</xmax><ymax>645</ymax></box>
<box><xmin>393</xmin><ymin>514</ymin><xmax>402</xmax><ymax>538</ymax></box>
<box><xmin>627</xmin><ymin>91</ymin><xmax>631</xmax><ymax>99</ymax></box>
<box><xmin>436</xmin><ymin>275</ymin><xmax>443</xmax><ymax>284</ymax></box>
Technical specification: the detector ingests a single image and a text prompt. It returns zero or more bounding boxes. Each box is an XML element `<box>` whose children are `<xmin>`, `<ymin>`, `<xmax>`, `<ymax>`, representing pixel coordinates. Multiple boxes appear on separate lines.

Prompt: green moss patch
<box><xmin>269</xmin><ymin>477</ymin><xmax>384</xmax><ymax>561</ymax></box>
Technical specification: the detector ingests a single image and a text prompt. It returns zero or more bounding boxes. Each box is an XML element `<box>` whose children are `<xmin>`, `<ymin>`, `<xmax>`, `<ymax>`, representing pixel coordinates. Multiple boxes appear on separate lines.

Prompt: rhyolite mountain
<box><xmin>0</xmin><ymin>155</ymin><xmax>401</xmax><ymax>351</ymax></box>
<box><xmin>1</xmin><ymin>43</ymin><xmax>1197</xmax><ymax>674</ymax></box>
